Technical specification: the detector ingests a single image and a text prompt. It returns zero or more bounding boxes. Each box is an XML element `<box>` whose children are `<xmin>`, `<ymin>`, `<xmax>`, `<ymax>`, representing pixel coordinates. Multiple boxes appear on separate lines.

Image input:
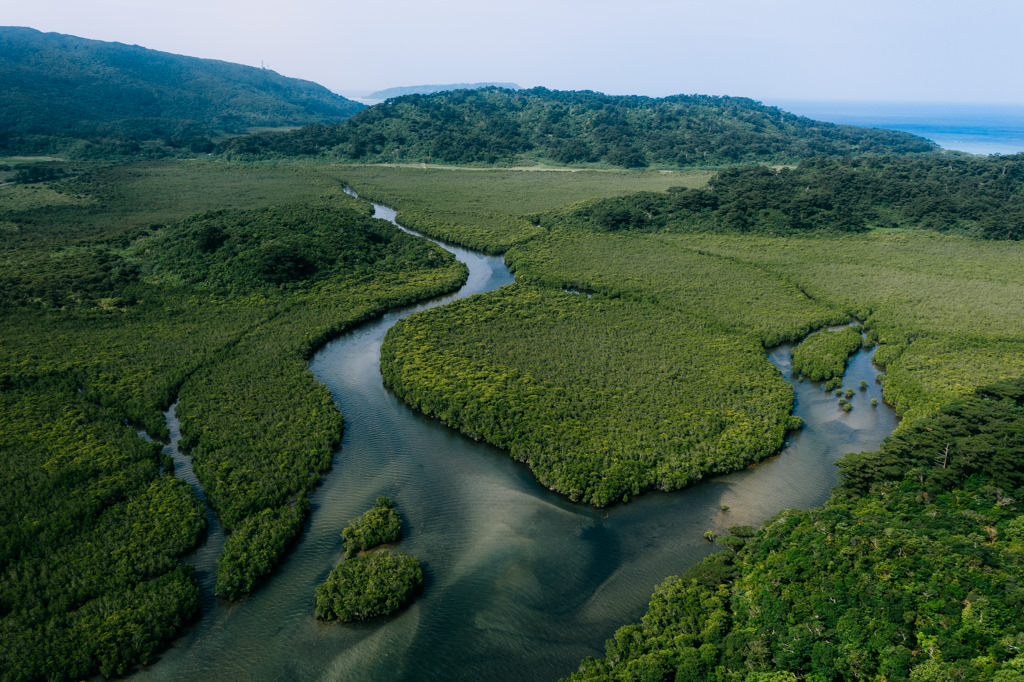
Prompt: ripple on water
<box><xmin>140</xmin><ymin>204</ymin><xmax>898</xmax><ymax>682</ymax></box>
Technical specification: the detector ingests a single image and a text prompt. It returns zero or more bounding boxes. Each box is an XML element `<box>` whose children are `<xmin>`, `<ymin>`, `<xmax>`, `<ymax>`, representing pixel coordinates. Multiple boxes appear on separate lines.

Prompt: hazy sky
<box><xmin>7</xmin><ymin>0</ymin><xmax>1024</xmax><ymax>104</ymax></box>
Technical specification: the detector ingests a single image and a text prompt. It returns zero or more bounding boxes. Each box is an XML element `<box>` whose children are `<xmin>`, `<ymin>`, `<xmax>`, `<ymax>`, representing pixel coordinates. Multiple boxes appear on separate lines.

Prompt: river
<box><xmin>139</xmin><ymin>201</ymin><xmax>898</xmax><ymax>681</ymax></box>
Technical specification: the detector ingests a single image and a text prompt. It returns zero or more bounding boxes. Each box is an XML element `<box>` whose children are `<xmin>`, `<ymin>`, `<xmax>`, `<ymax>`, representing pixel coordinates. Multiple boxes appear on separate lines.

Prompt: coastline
<box><xmin>766</xmin><ymin>99</ymin><xmax>1024</xmax><ymax>155</ymax></box>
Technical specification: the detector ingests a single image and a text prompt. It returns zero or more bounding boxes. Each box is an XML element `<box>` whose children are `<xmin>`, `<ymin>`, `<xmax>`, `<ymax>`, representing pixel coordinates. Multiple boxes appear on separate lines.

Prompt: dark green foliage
<box><xmin>222</xmin><ymin>87</ymin><xmax>934</xmax><ymax>166</ymax></box>
<box><xmin>342</xmin><ymin>496</ymin><xmax>402</xmax><ymax>558</ymax></box>
<box><xmin>566</xmin><ymin>377</ymin><xmax>1024</xmax><ymax>680</ymax></box>
<box><xmin>0</xmin><ymin>565</ymin><xmax>201</xmax><ymax>681</ymax></box>
<box><xmin>791</xmin><ymin>326</ymin><xmax>864</xmax><ymax>382</ymax></box>
<box><xmin>836</xmin><ymin>377</ymin><xmax>1024</xmax><ymax>498</ymax></box>
<box><xmin>215</xmin><ymin>496</ymin><xmax>310</xmax><ymax>600</ymax></box>
<box><xmin>0</xmin><ymin>27</ymin><xmax>363</xmax><ymax>157</ymax></box>
<box><xmin>539</xmin><ymin>154</ymin><xmax>1024</xmax><ymax>240</ymax></box>
<box><xmin>134</xmin><ymin>203</ymin><xmax>445</xmax><ymax>291</ymax></box>
<box><xmin>0</xmin><ymin>376</ymin><xmax>206</xmax><ymax>679</ymax></box>
<box><xmin>0</xmin><ymin>159</ymin><xmax>468</xmax><ymax>676</ymax></box>
<box><xmin>314</xmin><ymin>553</ymin><xmax>423</xmax><ymax>622</ymax></box>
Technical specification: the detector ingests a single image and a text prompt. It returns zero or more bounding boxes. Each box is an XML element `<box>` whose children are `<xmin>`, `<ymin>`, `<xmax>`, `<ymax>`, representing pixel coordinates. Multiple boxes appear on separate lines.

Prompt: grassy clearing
<box><xmin>324</xmin><ymin>165</ymin><xmax>710</xmax><ymax>252</ymax></box>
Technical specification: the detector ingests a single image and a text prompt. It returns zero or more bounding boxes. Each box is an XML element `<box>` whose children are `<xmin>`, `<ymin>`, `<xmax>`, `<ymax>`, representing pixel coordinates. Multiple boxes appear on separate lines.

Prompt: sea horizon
<box><xmin>766</xmin><ymin>99</ymin><xmax>1024</xmax><ymax>156</ymax></box>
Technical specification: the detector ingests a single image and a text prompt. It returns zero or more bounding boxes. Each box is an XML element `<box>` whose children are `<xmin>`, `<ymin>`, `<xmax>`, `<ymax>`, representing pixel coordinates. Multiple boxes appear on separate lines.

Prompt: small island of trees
<box><xmin>342</xmin><ymin>495</ymin><xmax>402</xmax><ymax>558</ymax></box>
<box><xmin>315</xmin><ymin>497</ymin><xmax>422</xmax><ymax>623</ymax></box>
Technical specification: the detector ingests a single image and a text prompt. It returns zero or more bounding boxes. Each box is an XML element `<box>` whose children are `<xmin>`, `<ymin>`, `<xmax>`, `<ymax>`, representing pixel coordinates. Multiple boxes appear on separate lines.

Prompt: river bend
<box><xmin>140</xmin><ymin>201</ymin><xmax>898</xmax><ymax>681</ymax></box>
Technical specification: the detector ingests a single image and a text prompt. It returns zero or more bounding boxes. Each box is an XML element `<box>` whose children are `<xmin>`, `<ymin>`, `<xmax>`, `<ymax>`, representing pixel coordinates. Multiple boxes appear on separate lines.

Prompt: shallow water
<box><xmin>140</xmin><ymin>205</ymin><xmax>898</xmax><ymax>681</ymax></box>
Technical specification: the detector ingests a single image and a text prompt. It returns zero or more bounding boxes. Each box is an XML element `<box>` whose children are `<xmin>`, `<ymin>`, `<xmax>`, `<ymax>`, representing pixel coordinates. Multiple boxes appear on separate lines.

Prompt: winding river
<box><xmin>139</xmin><ymin>202</ymin><xmax>898</xmax><ymax>681</ymax></box>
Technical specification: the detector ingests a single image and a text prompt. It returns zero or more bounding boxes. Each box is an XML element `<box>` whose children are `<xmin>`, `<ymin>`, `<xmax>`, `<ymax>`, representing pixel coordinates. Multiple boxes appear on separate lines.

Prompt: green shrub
<box><xmin>314</xmin><ymin>554</ymin><xmax>423</xmax><ymax>622</ymax></box>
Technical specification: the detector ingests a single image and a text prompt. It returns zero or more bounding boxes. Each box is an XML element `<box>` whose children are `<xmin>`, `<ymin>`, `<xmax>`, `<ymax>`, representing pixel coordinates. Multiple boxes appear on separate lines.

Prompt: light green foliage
<box><xmin>790</xmin><ymin>327</ymin><xmax>864</xmax><ymax>382</ymax></box>
<box><xmin>567</xmin><ymin>377</ymin><xmax>1024</xmax><ymax>680</ymax></box>
<box><xmin>678</xmin><ymin>231</ymin><xmax>1024</xmax><ymax>421</ymax></box>
<box><xmin>342</xmin><ymin>496</ymin><xmax>402</xmax><ymax>558</ymax></box>
<box><xmin>314</xmin><ymin>553</ymin><xmax>423</xmax><ymax>623</ymax></box>
<box><xmin>331</xmin><ymin>164</ymin><xmax>708</xmax><ymax>253</ymax></box>
<box><xmin>383</xmin><ymin>283</ymin><xmax>795</xmax><ymax>505</ymax></box>
<box><xmin>505</xmin><ymin>230</ymin><xmax>847</xmax><ymax>346</ymax></box>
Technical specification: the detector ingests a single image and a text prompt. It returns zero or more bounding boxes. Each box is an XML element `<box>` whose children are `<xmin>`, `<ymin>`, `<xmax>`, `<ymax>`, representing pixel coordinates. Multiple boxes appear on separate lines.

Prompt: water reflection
<box><xmin>138</xmin><ymin>205</ymin><xmax>898</xmax><ymax>681</ymax></box>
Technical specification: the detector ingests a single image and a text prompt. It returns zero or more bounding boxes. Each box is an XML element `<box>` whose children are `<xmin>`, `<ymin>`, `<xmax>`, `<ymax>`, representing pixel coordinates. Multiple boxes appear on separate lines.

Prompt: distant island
<box><xmin>369</xmin><ymin>82</ymin><xmax>521</xmax><ymax>100</ymax></box>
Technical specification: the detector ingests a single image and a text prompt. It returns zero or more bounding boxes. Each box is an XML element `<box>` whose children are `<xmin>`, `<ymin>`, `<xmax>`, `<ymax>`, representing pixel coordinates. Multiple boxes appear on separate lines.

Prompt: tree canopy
<box><xmin>534</xmin><ymin>154</ymin><xmax>1024</xmax><ymax>240</ymax></box>
<box><xmin>569</xmin><ymin>377</ymin><xmax>1024</xmax><ymax>681</ymax></box>
<box><xmin>221</xmin><ymin>87</ymin><xmax>935</xmax><ymax>166</ymax></box>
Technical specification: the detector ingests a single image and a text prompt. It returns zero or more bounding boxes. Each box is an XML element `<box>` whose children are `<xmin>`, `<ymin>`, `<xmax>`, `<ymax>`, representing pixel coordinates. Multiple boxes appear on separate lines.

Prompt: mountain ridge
<box><xmin>368</xmin><ymin>82</ymin><xmax>522</xmax><ymax>99</ymax></box>
<box><xmin>222</xmin><ymin>86</ymin><xmax>938</xmax><ymax>167</ymax></box>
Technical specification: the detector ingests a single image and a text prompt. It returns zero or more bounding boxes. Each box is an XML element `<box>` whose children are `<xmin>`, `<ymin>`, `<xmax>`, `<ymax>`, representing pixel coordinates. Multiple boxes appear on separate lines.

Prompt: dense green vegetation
<box><xmin>536</xmin><ymin>154</ymin><xmax>1024</xmax><ymax>240</ymax></box>
<box><xmin>791</xmin><ymin>326</ymin><xmax>865</xmax><ymax>387</ymax></box>
<box><xmin>4</xmin><ymin>40</ymin><xmax>1023</xmax><ymax>677</ymax></box>
<box><xmin>0</xmin><ymin>378</ymin><xmax>205</xmax><ymax>679</ymax></box>
<box><xmin>502</xmin><ymin>226</ymin><xmax>1024</xmax><ymax>423</ymax></box>
<box><xmin>314</xmin><ymin>553</ymin><xmax>423</xmax><ymax>623</ymax></box>
<box><xmin>215</xmin><ymin>497</ymin><xmax>310</xmax><ymax>600</ymax></box>
<box><xmin>316</xmin><ymin>497</ymin><xmax>420</xmax><ymax>622</ymax></box>
<box><xmin>374</xmin><ymin>166</ymin><xmax>1024</xmax><ymax>506</ymax></box>
<box><xmin>383</xmin><ymin>283</ymin><xmax>807</xmax><ymax>506</ymax></box>
<box><xmin>0</xmin><ymin>159</ymin><xmax>466</xmax><ymax>679</ymax></box>
<box><xmin>221</xmin><ymin>87</ymin><xmax>935</xmax><ymax>167</ymax></box>
<box><xmin>670</xmin><ymin>231</ymin><xmax>1024</xmax><ymax>423</ymax></box>
<box><xmin>0</xmin><ymin>27</ymin><xmax>363</xmax><ymax>157</ymax></box>
<box><xmin>567</xmin><ymin>377</ymin><xmax>1024</xmax><ymax>681</ymax></box>
<box><xmin>342</xmin><ymin>496</ymin><xmax>402</xmax><ymax>558</ymax></box>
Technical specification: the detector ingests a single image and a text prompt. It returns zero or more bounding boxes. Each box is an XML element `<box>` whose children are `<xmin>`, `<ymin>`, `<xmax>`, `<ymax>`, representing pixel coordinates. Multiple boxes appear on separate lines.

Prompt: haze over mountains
<box><xmin>0</xmin><ymin>27</ymin><xmax>938</xmax><ymax>165</ymax></box>
<box><xmin>0</xmin><ymin>27</ymin><xmax>364</xmax><ymax>155</ymax></box>
<box><xmin>368</xmin><ymin>82</ymin><xmax>522</xmax><ymax>100</ymax></box>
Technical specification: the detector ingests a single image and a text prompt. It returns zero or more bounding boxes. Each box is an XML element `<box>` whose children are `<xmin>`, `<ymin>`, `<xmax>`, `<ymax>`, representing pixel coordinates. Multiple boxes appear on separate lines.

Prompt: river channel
<box><xmin>139</xmin><ymin>202</ymin><xmax>899</xmax><ymax>681</ymax></box>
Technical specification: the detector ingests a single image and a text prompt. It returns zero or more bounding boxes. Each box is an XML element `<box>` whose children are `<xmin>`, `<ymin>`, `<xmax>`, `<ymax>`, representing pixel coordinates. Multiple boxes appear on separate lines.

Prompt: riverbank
<box><xmin>136</xmin><ymin>201</ymin><xmax>898</xmax><ymax>681</ymax></box>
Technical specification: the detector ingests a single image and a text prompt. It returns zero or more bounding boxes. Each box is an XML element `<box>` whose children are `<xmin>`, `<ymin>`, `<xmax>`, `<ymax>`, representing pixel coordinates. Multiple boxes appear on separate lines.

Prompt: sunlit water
<box><xmin>140</xmin><ymin>204</ymin><xmax>898</xmax><ymax>681</ymax></box>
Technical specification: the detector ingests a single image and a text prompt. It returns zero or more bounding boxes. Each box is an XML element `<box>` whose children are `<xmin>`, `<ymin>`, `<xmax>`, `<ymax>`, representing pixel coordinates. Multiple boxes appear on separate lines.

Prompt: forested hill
<box><xmin>0</xmin><ymin>27</ymin><xmax>364</xmax><ymax>156</ymax></box>
<box><xmin>220</xmin><ymin>87</ymin><xmax>936</xmax><ymax>166</ymax></box>
<box><xmin>535</xmin><ymin>154</ymin><xmax>1024</xmax><ymax>240</ymax></box>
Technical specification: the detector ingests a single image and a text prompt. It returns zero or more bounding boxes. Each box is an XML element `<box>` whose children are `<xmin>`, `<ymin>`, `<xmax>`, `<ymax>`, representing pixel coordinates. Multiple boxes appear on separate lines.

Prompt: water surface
<box><xmin>140</xmin><ymin>204</ymin><xmax>898</xmax><ymax>681</ymax></box>
<box><xmin>769</xmin><ymin>99</ymin><xmax>1024</xmax><ymax>155</ymax></box>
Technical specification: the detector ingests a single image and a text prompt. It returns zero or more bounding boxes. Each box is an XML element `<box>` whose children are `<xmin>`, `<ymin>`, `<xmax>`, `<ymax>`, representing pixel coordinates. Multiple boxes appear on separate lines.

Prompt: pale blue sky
<box><xmin>7</xmin><ymin>0</ymin><xmax>1024</xmax><ymax>104</ymax></box>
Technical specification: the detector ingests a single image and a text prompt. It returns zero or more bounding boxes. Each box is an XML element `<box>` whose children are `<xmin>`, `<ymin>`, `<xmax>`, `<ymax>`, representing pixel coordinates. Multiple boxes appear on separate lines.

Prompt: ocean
<box><xmin>769</xmin><ymin>100</ymin><xmax>1024</xmax><ymax>156</ymax></box>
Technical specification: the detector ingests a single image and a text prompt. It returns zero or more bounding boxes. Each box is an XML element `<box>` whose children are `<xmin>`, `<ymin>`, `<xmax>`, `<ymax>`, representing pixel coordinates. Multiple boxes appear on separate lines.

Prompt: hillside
<box><xmin>0</xmin><ymin>27</ymin><xmax>364</xmax><ymax>156</ymax></box>
<box><xmin>221</xmin><ymin>87</ymin><xmax>937</xmax><ymax>166</ymax></box>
